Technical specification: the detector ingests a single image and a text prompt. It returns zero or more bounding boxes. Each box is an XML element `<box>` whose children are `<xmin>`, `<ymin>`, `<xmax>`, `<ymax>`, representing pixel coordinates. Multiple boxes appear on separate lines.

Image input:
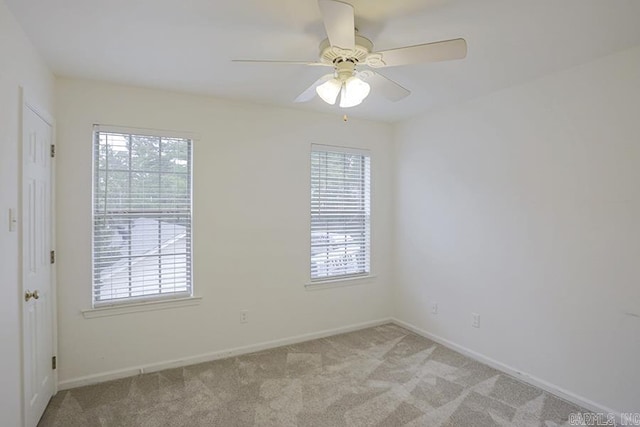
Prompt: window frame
<box><xmin>90</xmin><ymin>125</ymin><xmax>195</xmax><ymax>308</ymax></box>
<box><xmin>309</xmin><ymin>143</ymin><xmax>372</xmax><ymax>284</ymax></box>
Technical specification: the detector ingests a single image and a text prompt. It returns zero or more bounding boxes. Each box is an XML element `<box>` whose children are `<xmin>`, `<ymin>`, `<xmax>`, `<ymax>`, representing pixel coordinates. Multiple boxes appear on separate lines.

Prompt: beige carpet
<box><xmin>39</xmin><ymin>323</ymin><xmax>589</xmax><ymax>426</ymax></box>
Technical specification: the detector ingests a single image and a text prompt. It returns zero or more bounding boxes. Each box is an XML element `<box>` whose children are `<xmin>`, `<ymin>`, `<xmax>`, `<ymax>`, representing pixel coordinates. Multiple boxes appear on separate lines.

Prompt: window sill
<box><xmin>82</xmin><ymin>296</ymin><xmax>203</xmax><ymax>319</ymax></box>
<box><xmin>305</xmin><ymin>275</ymin><xmax>376</xmax><ymax>291</ymax></box>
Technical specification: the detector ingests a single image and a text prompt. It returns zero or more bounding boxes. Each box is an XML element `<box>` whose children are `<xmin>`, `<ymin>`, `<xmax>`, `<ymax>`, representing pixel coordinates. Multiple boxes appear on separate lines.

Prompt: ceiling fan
<box><xmin>233</xmin><ymin>0</ymin><xmax>467</xmax><ymax>108</ymax></box>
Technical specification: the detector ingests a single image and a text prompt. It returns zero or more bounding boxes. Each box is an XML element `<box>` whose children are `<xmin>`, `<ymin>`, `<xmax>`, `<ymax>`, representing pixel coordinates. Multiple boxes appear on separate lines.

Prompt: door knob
<box><xmin>25</xmin><ymin>290</ymin><xmax>40</xmax><ymax>302</ymax></box>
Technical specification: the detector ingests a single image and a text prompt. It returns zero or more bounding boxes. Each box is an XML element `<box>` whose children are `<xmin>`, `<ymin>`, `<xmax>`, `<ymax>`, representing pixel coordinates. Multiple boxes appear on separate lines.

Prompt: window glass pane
<box><xmin>92</xmin><ymin>128</ymin><xmax>192</xmax><ymax>305</ymax></box>
<box><xmin>131</xmin><ymin>135</ymin><xmax>160</xmax><ymax>172</ymax></box>
<box><xmin>99</xmin><ymin>132</ymin><xmax>129</xmax><ymax>171</ymax></box>
<box><xmin>162</xmin><ymin>138</ymin><xmax>189</xmax><ymax>174</ymax></box>
<box><xmin>311</xmin><ymin>147</ymin><xmax>371</xmax><ymax>281</ymax></box>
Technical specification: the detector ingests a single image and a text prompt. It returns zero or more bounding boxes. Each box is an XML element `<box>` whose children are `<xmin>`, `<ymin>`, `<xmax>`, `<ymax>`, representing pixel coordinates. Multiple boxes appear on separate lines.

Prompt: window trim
<box><xmin>305</xmin><ymin>274</ymin><xmax>377</xmax><ymax>290</ymax></box>
<box><xmin>309</xmin><ymin>143</ymin><xmax>373</xmax><ymax>284</ymax></box>
<box><xmin>82</xmin><ymin>295</ymin><xmax>203</xmax><ymax>319</ymax></box>
<box><xmin>90</xmin><ymin>124</ymin><xmax>197</xmax><ymax>308</ymax></box>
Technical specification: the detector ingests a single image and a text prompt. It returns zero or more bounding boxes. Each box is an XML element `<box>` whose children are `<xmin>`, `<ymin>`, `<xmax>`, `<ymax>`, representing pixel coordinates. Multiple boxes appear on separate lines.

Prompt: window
<box><xmin>311</xmin><ymin>145</ymin><xmax>371</xmax><ymax>281</ymax></box>
<box><xmin>92</xmin><ymin>126</ymin><xmax>193</xmax><ymax>305</ymax></box>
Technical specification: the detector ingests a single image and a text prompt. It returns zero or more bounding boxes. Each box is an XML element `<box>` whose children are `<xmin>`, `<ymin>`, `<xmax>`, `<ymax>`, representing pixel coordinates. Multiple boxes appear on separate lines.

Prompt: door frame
<box><xmin>19</xmin><ymin>87</ymin><xmax>57</xmax><ymax>426</ymax></box>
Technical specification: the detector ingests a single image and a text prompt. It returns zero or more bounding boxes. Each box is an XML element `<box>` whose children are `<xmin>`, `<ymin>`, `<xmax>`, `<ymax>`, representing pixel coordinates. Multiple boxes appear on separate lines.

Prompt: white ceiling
<box><xmin>7</xmin><ymin>0</ymin><xmax>640</xmax><ymax>122</ymax></box>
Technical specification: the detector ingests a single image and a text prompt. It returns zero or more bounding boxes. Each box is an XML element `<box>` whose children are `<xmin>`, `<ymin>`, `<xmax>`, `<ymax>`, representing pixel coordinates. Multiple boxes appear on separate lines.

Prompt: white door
<box><xmin>22</xmin><ymin>102</ymin><xmax>54</xmax><ymax>427</ymax></box>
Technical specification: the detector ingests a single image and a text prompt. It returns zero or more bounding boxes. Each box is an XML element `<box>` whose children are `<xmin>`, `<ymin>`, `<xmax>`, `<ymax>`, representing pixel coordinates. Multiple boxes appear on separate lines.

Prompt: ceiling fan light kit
<box><xmin>316</xmin><ymin>78</ymin><xmax>342</xmax><ymax>105</ymax></box>
<box><xmin>339</xmin><ymin>76</ymin><xmax>370</xmax><ymax>108</ymax></box>
<box><xmin>315</xmin><ymin>59</ymin><xmax>371</xmax><ymax>107</ymax></box>
<box><xmin>233</xmin><ymin>0</ymin><xmax>467</xmax><ymax>109</ymax></box>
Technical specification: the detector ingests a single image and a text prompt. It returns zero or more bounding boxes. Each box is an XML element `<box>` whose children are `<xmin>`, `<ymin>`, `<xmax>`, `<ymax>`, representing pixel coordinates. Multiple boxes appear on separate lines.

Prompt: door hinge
<box><xmin>50</xmin><ymin>250</ymin><xmax>55</xmax><ymax>264</ymax></box>
<box><xmin>50</xmin><ymin>144</ymin><xmax>55</xmax><ymax>158</ymax></box>
<box><xmin>52</xmin><ymin>356</ymin><xmax>57</xmax><ymax>370</ymax></box>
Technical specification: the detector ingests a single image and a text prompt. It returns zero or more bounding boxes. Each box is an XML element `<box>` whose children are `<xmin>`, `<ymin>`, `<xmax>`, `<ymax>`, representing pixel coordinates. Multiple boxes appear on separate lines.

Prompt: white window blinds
<box><xmin>92</xmin><ymin>127</ymin><xmax>193</xmax><ymax>305</ymax></box>
<box><xmin>311</xmin><ymin>145</ymin><xmax>371</xmax><ymax>281</ymax></box>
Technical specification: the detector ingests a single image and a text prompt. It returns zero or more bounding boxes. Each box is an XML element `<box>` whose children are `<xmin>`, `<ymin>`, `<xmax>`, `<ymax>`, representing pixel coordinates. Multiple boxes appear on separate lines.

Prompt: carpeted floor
<box><xmin>39</xmin><ymin>323</ymin><xmax>589</xmax><ymax>426</ymax></box>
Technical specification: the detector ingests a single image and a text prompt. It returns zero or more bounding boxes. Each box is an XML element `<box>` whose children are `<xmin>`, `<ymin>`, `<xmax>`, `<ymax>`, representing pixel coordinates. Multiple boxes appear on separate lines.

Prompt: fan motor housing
<box><xmin>319</xmin><ymin>35</ymin><xmax>373</xmax><ymax>65</ymax></box>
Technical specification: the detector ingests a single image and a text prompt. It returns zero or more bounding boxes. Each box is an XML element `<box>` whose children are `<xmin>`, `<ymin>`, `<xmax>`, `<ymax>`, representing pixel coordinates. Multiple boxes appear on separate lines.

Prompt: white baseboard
<box><xmin>390</xmin><ymin>317</ymin><xmax>623</xmax><ymax>425</ymax></box>
<box><xmin>58</xmin><ymin>317</ymin><xmax>393</xmax><ymax>390</ymax></box>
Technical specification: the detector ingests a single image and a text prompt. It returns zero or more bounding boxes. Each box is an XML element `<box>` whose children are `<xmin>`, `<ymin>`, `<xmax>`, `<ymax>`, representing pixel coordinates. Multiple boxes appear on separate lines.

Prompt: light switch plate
<box><xmin>472</xmin><ymin>313</ymin><xmax>480</xmax><ymax>328</ymax></box>
<box><xmin>9</xmin><ymin>208</ymin><xmax>17</xmax><ymax>232</ymax></box>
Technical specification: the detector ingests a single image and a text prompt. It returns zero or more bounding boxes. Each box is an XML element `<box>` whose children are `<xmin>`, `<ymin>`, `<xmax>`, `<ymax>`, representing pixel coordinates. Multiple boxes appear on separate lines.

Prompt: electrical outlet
<box><xmin>472</xmin><ymin>313</ymin><xmax>480</xmax><ymax>328</ymax></box>
<box><xmin>240</xmin><ymin>310</ymin><xmax>249</xmax><ymax>323</ymax></box>
<box><xmin>431</xmin><ymin>303</ymin><xmax>438</xmax><ymax>314</ymax></box>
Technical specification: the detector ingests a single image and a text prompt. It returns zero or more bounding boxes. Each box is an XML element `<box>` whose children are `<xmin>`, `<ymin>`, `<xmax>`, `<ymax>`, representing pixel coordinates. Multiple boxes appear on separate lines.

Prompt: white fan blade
<box><xmin>372</xmin><ymin>38</ymin><xmax>467</xmax><ymax>68</ymax></box>
<box><xmin>294</xmin><ymin>74</ymin><xmax>335</xmax><ymax>103</ymax></box>
<box><xmin>359</xmin><ymin>71</ymin><xmax>410</xmax><ymax>102</ymax></box>
<box><xmin>318</xmin><ymin>0</ymin><xmax>355</xmax><ymax>51</ymax></box>
<box><xmin>232</xmin><ymin>60</ymin><xmax>332</xmax><ymax>67</ymax></box>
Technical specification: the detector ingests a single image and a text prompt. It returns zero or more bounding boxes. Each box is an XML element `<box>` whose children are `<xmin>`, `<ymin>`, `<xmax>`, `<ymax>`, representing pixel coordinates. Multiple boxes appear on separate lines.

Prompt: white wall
<box><xmin>0</xmin><ymin>1</ymin><xmax>55</xmax><ymax>425</ymax></box>
<box><xmin>54</xmin><ymin>78</ymin><xmax>394</xmax><ymax>385</ymax></box>
<box><xmin>393</xmin><ymin>45</ymin><xmax>640</xmax><ymax>413</ymax></box>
